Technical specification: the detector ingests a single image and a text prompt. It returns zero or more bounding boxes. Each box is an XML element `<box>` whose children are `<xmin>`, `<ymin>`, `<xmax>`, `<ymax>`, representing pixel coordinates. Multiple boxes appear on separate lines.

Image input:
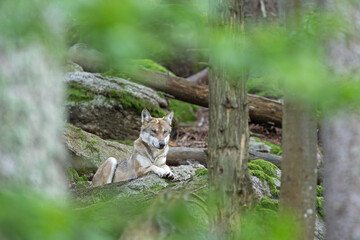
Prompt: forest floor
<box><xmin>171</xmin><ymin>106</ymin><xmax>282</xmax><ymax>148</ymax></box>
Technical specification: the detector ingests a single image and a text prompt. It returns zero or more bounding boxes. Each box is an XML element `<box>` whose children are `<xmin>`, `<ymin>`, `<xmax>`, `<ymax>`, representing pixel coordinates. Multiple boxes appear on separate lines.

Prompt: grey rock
<box><xmin>314</xmin><ymin>215</ymin><xmax>326</xmax><ymax>240</ymax></box>
<box><xmin>65</xmin><ymin>61</ymin><xmax>84</xmax><ymax>73</ymax></box>
<box><xmin>249</xmin><ymin>137</ymin><xmax>272</xmax><ymax>153</ymax></box>
<box><xmin>65</xmin><ymin>71</ymin><xmax>168</xmax><ymax>140</ymax></box>
<box><xmin>64</xmin><ymin>124</ymin><xmax>132</xmax><ymax>170</ymax></box>
<box><xmin>251</xmin><ymin>176</ymin><xmax>271</xmax><ymax>199</ymax></box>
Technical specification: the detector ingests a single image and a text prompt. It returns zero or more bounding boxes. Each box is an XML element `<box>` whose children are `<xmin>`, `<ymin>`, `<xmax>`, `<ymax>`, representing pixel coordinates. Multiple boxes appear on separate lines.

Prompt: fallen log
<box><xmin>168</xmin><ymin>147</ymin><xmax>323</xmax><ymax>183</ymax></box>
<box><xmin>167</xmin><ymin>147</ymin><xmax>282</xmax><ymax>168</ymax></box>
<box><xmin>130</xmin><ymin>69</ymin><xmax>283</xmax><ymax>127</ymax></box>
<box><xmin>167</xmin><ymin>147</ymin><xmax>207</xmax><ymax>166</ymax></box>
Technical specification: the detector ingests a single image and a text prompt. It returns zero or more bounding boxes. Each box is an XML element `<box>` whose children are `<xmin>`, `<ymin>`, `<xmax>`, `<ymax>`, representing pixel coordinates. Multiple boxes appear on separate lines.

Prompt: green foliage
<box><xmin>0</xmin><ymin>190</ymin><xmax>112</xmax><ymax>240</ymax></box>
<box><xmin>317</xmin><ymin>185</ymin><xmax>324</xmax><ymax>197</ymax></box>
<box><xmin>253</xmin><ymin>137</ymin><xmax>282</xmax><ymax>156</ymax></box>
<box><xmin>169</xmin><ymin>99</ymin><xmax>198</xmax><ymax>124</ymax></box>
<box><xmin>238</xmin><ymin>210</ymin><xmax>300</xmax><ymax>240</ymax></box>
<box><xmin>247</xmin><ymin>75</ymin><xmax>283</xmax><ymax>99</ymax></box>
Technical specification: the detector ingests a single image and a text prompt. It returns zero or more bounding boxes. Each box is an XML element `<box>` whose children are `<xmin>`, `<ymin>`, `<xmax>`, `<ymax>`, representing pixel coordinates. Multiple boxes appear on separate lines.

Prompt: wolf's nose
<box><xmin>159</xmin><ymin>142</ymin><xmax>165</xmax><ymax>149</ymax></box>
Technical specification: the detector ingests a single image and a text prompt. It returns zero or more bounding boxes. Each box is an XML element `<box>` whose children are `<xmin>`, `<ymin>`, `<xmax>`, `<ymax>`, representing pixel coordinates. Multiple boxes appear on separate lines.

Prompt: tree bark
<box><xmin>279</xmin><ymin>97</ymin><xmax>317</xmax><ymax>240</ymax></box>
<box><xmin>321</xmin><ymin>1</ymin><xmax>360</xmax><ymax>239</ymax></box>
<box><xmin>130</xmin><ymin>68</ymin><xmax>283</xmax><ymax>127</ymax></box>
<box><xmin>208</xmin><ymin>0</ymin><xmax>254</xmax><ymax>238</ymax></box>
<box><xmin>278</xmin><ymin>1</ymin><xmax>318</xmax><ymax>240</ymax></box>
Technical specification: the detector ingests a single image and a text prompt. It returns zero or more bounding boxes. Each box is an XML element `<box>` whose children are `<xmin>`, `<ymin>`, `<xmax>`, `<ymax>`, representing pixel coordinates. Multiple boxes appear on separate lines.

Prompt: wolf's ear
<box><xmin>141</xmin><ymin>109</ymin><xmax>152</xmax><ymax>123</ymax></box>
<box><xmin>164</xmin><ymin>111</ymin><xmax>174</xmax><ymax>125</ymax></box>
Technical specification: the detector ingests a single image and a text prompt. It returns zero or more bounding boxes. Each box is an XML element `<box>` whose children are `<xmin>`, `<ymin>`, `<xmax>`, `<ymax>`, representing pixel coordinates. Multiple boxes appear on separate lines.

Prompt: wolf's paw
<box><xmin>153</xmin><ymin>167</ymin><xmax>167</xmax><ymax>178</ymax></box>
<box><xmin>164</xmin><ymin>171</ymin><xmax>174</xmax><ymax>180</ymax></box>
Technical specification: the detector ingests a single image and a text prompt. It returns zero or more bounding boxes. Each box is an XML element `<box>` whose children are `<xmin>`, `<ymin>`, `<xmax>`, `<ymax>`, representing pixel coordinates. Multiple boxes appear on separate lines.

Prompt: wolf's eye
<box><xmin>152</xmin><ymin>129</ymin><xmax>157</xmax><ymax>134</ymax></box>
<box><xmin>164</xmin><ymin>130</ymin><xmax>168</xmax><ymax>134</ymax></box>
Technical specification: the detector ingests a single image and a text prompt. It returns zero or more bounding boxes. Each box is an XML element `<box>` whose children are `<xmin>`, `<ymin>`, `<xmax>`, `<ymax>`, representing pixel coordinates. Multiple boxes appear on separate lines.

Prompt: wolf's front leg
<box><xmin>150</xmin><ymin>165</ymin><xmax>174</xmax><ymax>179</ymax></box>
<box><xmin>159</xmin><ymin>164</ymin><xmax>174</xmax><ymax>180</ymax></box>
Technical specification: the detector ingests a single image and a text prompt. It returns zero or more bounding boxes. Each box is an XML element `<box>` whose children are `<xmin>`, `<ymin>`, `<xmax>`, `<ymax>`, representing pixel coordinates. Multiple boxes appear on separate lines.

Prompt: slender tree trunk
<box><xmin>279</xmin><ymin>97</ymin><xmax>317</xmax><ymax>240</ymax></box>
<box><xmin>321</xmin><ymin>1</ymin><xmax>360</xmax><ymax>239</ymax></box>
<box><xmin>208</xmin><ymin>0</ymin><xmax>253</xmax><ymax>238</ymax></box>
<box><xmin>278</xmin><ymin>1</ymin><xmax>318</xmax><ymax>239</ymax></box>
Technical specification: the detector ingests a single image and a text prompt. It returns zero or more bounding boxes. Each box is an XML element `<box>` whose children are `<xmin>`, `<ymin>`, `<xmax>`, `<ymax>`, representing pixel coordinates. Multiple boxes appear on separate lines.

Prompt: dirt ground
<box><xmin>171</xmin><ymin>107</ymin><xmax>282</xmax><ymax>148</ymax></box>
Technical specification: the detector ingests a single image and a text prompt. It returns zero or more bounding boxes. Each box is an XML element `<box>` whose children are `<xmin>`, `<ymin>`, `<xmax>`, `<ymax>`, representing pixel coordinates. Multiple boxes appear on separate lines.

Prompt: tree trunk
<box><xmin>130</xmin><ymin>69</ymin><xmax>283</xmax><ymax>127</ymax></box>
<box><xmin>278</xmin><ymin>1</ymin><xmax>318</xmax><ymax>239</ymax></box>
<box><xmin>279</xmin><ymin>97</ymin><xmax>317</xmax><ymax>240</ymax></box>
<box><xmin>208</xmin><ymin>0</ymin><xmax>254</xmax><ymax>238</ymax></box>
<box><xmin>321</xmin><ymin>1</ymin><xmax>360</xmax><ymax>239</ymax></box>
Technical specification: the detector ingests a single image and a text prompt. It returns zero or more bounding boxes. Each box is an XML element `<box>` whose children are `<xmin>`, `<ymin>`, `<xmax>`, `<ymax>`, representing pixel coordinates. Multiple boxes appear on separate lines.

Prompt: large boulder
<box><xmin>65</xmin><ymin>69</ymin><xmax>168</xmax><ymax>141</ymax></box>
<box><xmin>64</xmin><ymin>124</ymin><xmax>132</xmax><ymax>170</ymax></box>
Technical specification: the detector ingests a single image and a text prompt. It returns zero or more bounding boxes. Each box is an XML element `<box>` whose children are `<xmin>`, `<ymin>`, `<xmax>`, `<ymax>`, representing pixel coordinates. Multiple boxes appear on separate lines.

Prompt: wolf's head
<box><xmin>140</xmin><ymin>109</ymin><xmax>174</xmax><ymax>149</ymax></box>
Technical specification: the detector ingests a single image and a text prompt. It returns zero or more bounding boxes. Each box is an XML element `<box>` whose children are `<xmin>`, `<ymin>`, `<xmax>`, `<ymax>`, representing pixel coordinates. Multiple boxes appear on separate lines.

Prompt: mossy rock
<box><xmin>249</xmin><ymin>159</ymin><xmax>280</xmax><ymax>198</ymax></box>
<box><xmin>169</xmin><ymin>99</ymin><xmax>198</xmax><ymax>124</ymax></box>
<box><xmin>250</xmin><ymin>159</ymin><xmax>279</xmax><ymax>179</ymax></box>
<box><xmin>65</xmin><ymin>71</ymin><xmax>169</xmax><ymax>140</ymax></box>
<box><xmin>64</xmin><ymin>124</ymin><xmax>132</xmax><ymax>170</ymax></box>
<box><xmin>252</xmin><ymin>137</ymin><xmax>282</xmax><ymax>155</ymax></box>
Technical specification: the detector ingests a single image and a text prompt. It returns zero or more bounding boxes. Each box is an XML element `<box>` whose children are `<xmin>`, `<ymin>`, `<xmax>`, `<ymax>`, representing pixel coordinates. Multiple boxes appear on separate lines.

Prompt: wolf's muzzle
<box><xmin>159</xmin><ymin>142</ymin><xmax>165</xmax><ymax>149</ymax></box>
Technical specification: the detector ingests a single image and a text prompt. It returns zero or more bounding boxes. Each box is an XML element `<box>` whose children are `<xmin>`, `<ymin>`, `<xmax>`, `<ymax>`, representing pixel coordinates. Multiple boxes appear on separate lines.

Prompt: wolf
<box><xmin>92</xmin><ymin>109</ymin><xmax>174</xmax><ymax>187</ymax></box>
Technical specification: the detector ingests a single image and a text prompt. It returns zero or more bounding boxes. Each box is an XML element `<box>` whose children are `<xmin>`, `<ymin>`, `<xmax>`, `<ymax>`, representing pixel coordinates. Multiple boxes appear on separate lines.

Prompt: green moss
<box><xmin>75</xmin><ymin>181</ymin><xmax>91</xmax><ymax>189</ymax></box>
<box><xmin>248</xmin><ymin>162</ymin><xmax>263</xmax><ymax>171</ymax></box>
<box><xmin>102</xmin><ymin>59</ymin><xmax>173</xmax><ymax>80</ymax></box>
<box><xmin>66</xmin><ymin>168</ymin><xmax>79</xmax><ymax>182</ymax></box>
<box><xmin>67</xmin><ymin>81</ymin><xmax>95</xmax><ymax>102</ymax></box>
<box><xmin>165</xmin><ymin>179</ymin><xmax>177</xmax><ymax>187</ymax></box>
<box><xmin>247</xmin><ymin>76</ymin><xmax>283</xmax><ymax>99</ymax></box>
<box><xmin>86</xmin><ymin>139</ymin><xmax>100</xmax><ymax>153</ymax></box>
<box><xmin>132</xmin><ymin>59</ymin><xmax>174</xmax><ymax>75</ymax></box>
<box><xmin>157</xmin><ymin>91</ymin><xmax>165</xmax><ymax>99</ymax></box>
<box><xmin>65</xmin><ymin>124</ymin><xmax>87</xmax><ymax>142</ymax></box>
<box><xmin>253</xmin><ymin>137</ymin><xmax>282</xmax><ymax>155</ymax></box>
<box><xmin>149</xmin><ymin>185</ymin><xmax>166</xmax><ymax>192</ymax></box>
<box><xmin>250</xmin><ymin>169</ymin><xmax>279</xmax><ymax>197</ymax></box>
<box><xmin>317</xmin><ymin>185</ymin><xmax>324</xmax><ymax>197</ymax></box>
<box><xmin>194</xmin><ymin>169</ymin><xmax>208</xmax><ymax>178</ymax></box>
<box><xmin>316</xmin><ymin>197</ymin><xmax>324</xmax><ymax>218</ymax></box>
<box><xmin>168</xmin><ymin>99</ymin><xmax>198</xmax><ymax>124</ymax></box>
<box><xmin>250</xmin><ymin>159</ymin><xmax>279</xmax><ymax>179</ymax></box>
<box><xmin>257</xmin><ymin>197</ymin><xmax>279</xmax><ymax>212</ymax></box>
<box><xmin>107</xmin><ymin>139</ymin><xmax>134</xmax><ymax>146</ymax></box>
<box><xmin>104</xmin><ymin>89</ymin><xmax>167</xmax><ymax>117</ymax></box>
<box><xmin>101</xmin><ymin>69</ymin><xmax>130</xmax><ymax>79</ymax></box>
